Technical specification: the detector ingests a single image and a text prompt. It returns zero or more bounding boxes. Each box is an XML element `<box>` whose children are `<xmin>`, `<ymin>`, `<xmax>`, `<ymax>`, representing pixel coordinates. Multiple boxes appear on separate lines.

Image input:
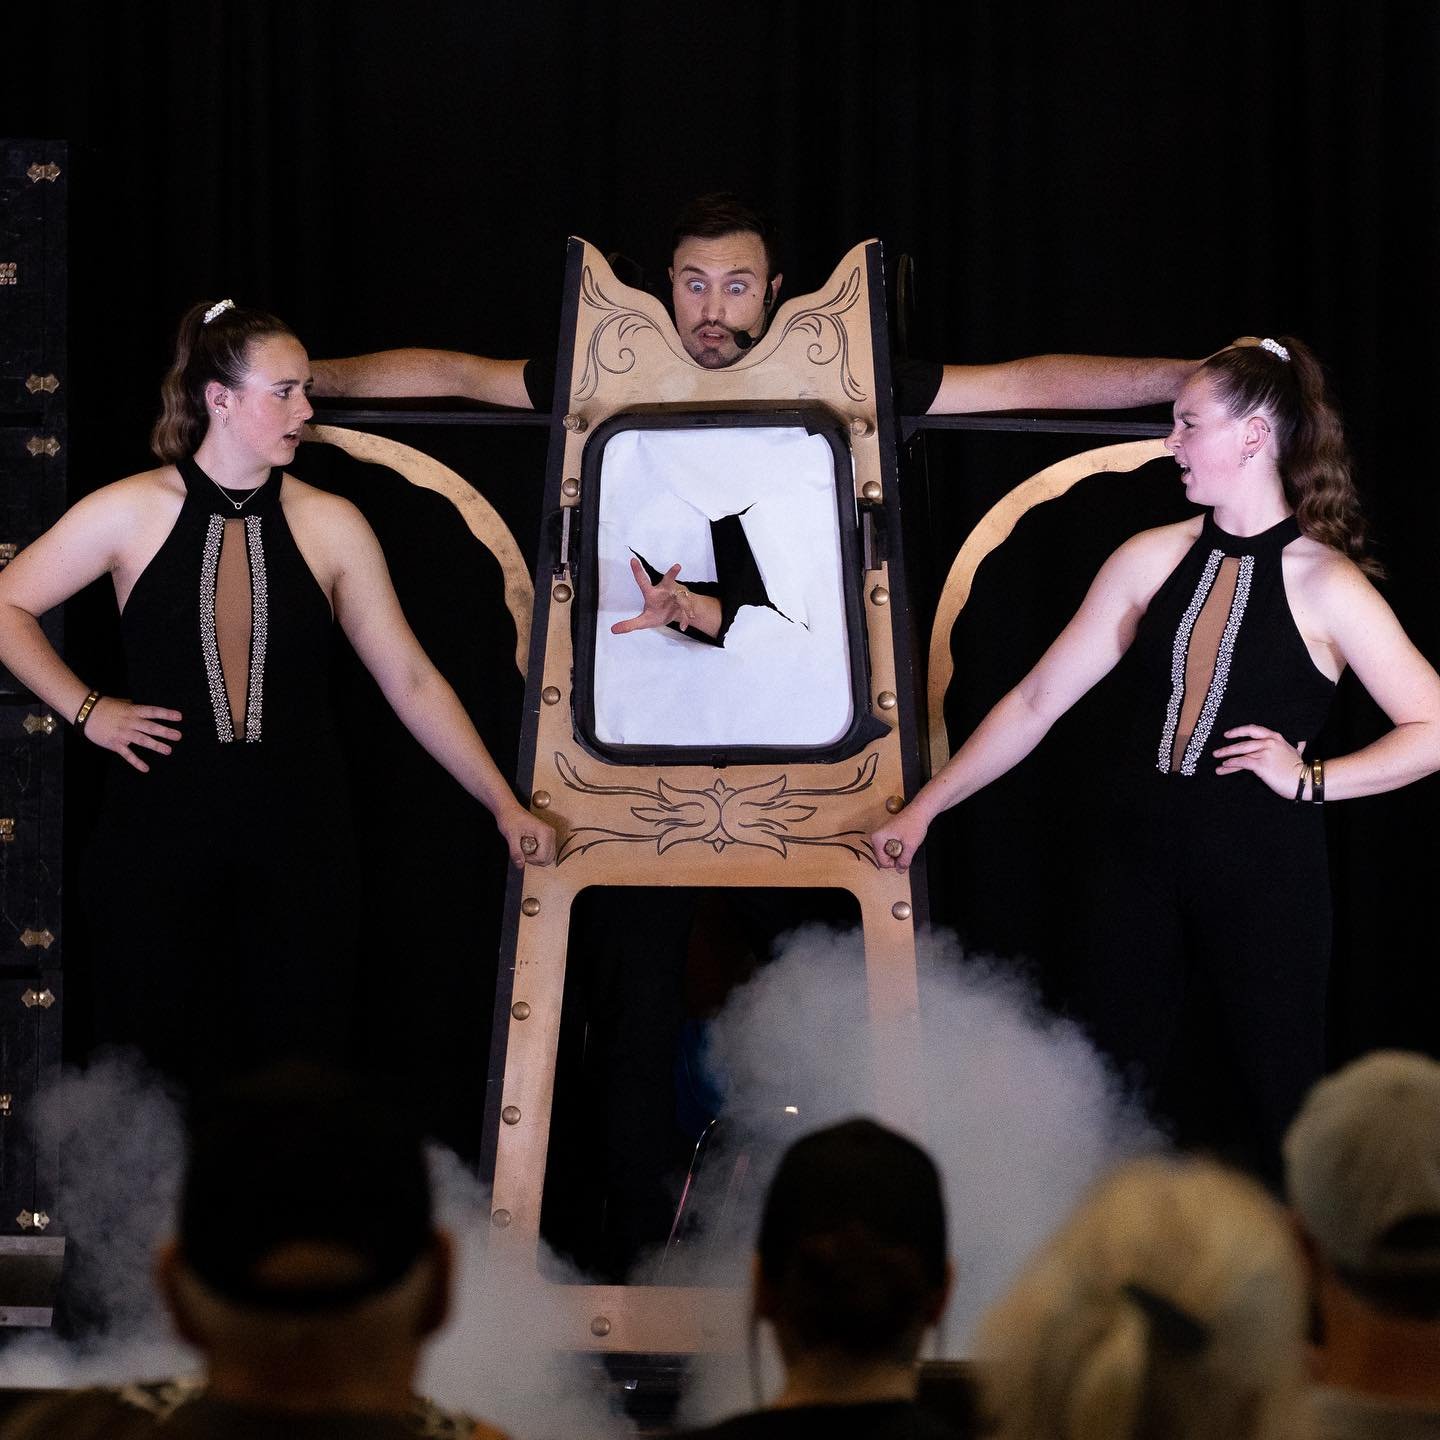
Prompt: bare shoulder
<box><xmin>1284</xmin><ymin>536</ymin><xmax>1375</xmax><ymax>608</ymax></box>
<box><xmin>82</xmin><ymin>465</ymin><xmax>184</xmax><ymax>515</ymax></box>
<box><xmin>51</xmin><ymin>467</ymin><xmax>184</xmax><ymax>550</ymax></box>
<box><xmin>279</xmin><ymin>474</ymin><xmax>373</xmax><ymax>536</ymax></box>
<box><xmin>278</xmin><ymin>475</ymin><xmax>383</xmax><ymax>588</ymax></box>
<box><xmin>1105</xmin><ymin>517</ymin><xmax>1201</xmax><ymax>586</ymax></box>
<box><xmin>1121</xmin><ymin>516</ymin><xmax>1202</xmax><ymax>555</ymax></box>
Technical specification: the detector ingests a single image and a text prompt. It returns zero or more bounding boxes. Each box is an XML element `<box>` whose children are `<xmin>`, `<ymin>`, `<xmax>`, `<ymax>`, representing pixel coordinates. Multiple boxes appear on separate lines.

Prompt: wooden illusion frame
<box><xmin>474</xmin><ymin>239</ymin><xmax>932</xmax><ymax>1354</ymax></box>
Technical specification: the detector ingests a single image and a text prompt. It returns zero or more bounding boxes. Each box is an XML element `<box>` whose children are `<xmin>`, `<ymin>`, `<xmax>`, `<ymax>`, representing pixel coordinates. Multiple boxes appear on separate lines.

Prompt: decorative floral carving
<box><xmin>772</xmin><ymin>267</ymin><xmax>867</xmax><ymax>401</ymax></box>
<box><xmin>574</xmin><ymin>267</ymin><xmax>672</xmax><ymax>401</ymax></box>
<box><xmin>553</xmin><ymin>751</ymin><xmax>881</xmax><ymax>866</ymax></box>
<box><xmin>573</xmin><ymin>262</ymin><xmax>869</xmax><ymax>402</ymax></box>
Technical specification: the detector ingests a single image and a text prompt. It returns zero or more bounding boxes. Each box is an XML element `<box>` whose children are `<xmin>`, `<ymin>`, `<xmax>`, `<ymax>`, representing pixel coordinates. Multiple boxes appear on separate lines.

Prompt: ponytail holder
<box><xmin>1259</xmin><ymin>337</ymin><xmax>1290</xmax><ymax>362</ymax></box>
<box><xmin>1121</xmin><ymin>1281</ymin><xmax>1211</xmax><ymax>1356</ymax></box>
<box><xmin>203</xmin><ymin>299</ymin><xmax>235</xmax><ymax>325</ymax></box>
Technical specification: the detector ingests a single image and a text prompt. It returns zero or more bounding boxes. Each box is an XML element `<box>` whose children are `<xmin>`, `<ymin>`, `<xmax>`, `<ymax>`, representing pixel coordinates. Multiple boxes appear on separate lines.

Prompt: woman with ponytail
<box><xmin>871</xmin><ymin>336</ymin><xmax>1440</xmax><ymax>1173</ymax></box>
<box><xmin>0</xmin><ymin>299</ymin><xmax>555</xmax><ymax>1091</ymax></box>
<box><xmin>976</xmin><ymin>1157</ymin><xmax>1309</xmax><ymax>1440</ymax></box>
<box><xmin>680</xmin><ymin>1118</ymin><xmax>959</xmax><ymax>1440</ymax></box>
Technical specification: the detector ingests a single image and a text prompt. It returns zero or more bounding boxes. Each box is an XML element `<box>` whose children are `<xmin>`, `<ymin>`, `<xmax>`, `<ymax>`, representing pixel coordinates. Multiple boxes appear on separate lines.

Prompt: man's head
<box><xmin>156</xmin><ymin>1065</ymin><xmax>451</xmax><ymax>1404</ymax></box>
<box><xmin>668</xmin><ymin>192</ymin><xmax>783</xmax><ymax>369</ymax></box>
<box><xmin>753</xmin><ymin>1118</ymin><xmax>951</xmax><ymax>1365</ymax></box>
<box><xmin>1285</xmin><ymin>1050</ymin><xmax>1440</xmax><ymax>1319</ymax></box>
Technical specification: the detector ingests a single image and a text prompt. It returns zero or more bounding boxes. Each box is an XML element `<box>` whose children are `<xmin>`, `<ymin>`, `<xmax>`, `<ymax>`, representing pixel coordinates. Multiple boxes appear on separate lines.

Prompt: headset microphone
<box><xmin>731</xmin><ymin>281</ymin><xmax>776</xmax><ymax>351</ymax></box>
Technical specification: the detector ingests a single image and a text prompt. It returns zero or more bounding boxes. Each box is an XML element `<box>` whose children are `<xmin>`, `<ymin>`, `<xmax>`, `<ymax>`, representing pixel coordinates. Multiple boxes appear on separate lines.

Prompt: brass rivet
<box><xmin>885</xmin><ymin>794</ymin><xmax>905</xmax><ymax>815</ymax></box>
<box><xmin>532</xmin><ymin>790</ymin><xmax>552</xmax><ymax>809</ymax></box>
<box><xmin>541</xmin><ymin>686</ymin><xmax>562</xmax><ymax>705</ymax></box>
<box><xmin>502</xmin><ymin>1105</ymin><xmax>522</xmax><ymax>1125</ymax></box>
<box><xmin>521</xmin><ymin>897</ymin><xmax>541</xmax><ymax>917</ymax></box>
<box><xmin>870</xmin><ymin>585</ymin><xmax>890</xmax><ymax>606</ymax></box>
<box><xmin>491</xmin><ymin>1208</ymin><xmax>512</xmax><ymax>1228</ymax></box>
<box><xmin>892</xmin><ymin>901</ymin><xmax>913</xmax><ymax>921</ymax></box>
<box><xmin>850</xmin><ymin>417</ymin><xmax>874</xmax><ymax>438</ymax></box>
<box><xmin>562</xmin><ymin>413</ymin><xmax>588</xmax><ymax>433</ymax></box>
<box><xmin>511</xmin><ymin>1001</ymin><xmax>532</xmax><ymax>1021</ymax></box>
<box><xmin>861</xmin><ymin>480</ymin><xmax>882</xmax><ymax>502</ymax></box>
<box><xmin>877</xmin><ymin>691</ymin><xmax>897</xmax><ymax>710</ymax></box>
<box><xmin>561</xmin><ymin>477</ymin><xmax>580</xmax><ymax>498</ymax></box>
<box><xmin>590</xmin><ymin>1315</ymin><xmax>612</xmax><ymax>1338</ymax></box>
<box><xmin>552</xmin><ymin>583</ymin><xmax>573</xmax><ymax>604</ymax></box>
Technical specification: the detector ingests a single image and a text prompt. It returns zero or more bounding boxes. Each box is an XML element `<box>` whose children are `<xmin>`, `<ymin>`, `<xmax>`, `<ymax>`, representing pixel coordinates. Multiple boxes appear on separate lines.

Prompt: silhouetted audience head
<box><xmin>1285</xmin><ymin>1049</ymin><xmax>1440</xmax><ymax>1321</ymax></box>
<box><xmin>975</xmin><ymin>1156</ymin><xmax>1308</xmax><ymax>1440</ymax></box>
<box><xmin>156</xmin><ymin>1064</ymin><xmax>453</xmax><ymax>1412</ymax></box>
<box><xmin>745</xmin><ymin>1115</ymin><xmax>954</xmax><ymax>1416</ymax></box>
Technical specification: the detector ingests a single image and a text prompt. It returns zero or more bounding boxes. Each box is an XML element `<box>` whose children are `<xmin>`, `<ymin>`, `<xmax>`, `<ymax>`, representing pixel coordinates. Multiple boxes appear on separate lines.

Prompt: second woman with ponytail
<box><xmin>869</xmin><ymin>336</ymin><xmax>1440</xmax><ymax>1176</ymax></box>
<box><xmin>0</xmin><ymin>298</ymin><xmax>556</xmax><ymax>1094</ymax></box>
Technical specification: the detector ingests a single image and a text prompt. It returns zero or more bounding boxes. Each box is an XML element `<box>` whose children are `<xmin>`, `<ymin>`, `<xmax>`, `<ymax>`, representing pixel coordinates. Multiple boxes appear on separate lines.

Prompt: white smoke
<box><xmin>0</xmin><ymin>1054</ymin><xmax>628</xmax><ymax>1439</ymax></box>
<box><xmin>674</xmin><ymin>924</ymin><xmax>1158</xmax><ymax>1423</ymax></box>
<box><xmin>0</xmin><ymin>1050</ymin><xmax>195</xmax><ymax>1386</ymax></box>
<box><xmin>421</xmin><ymin>1148</ymin><xmax>627</xmax><ymax>1438</ymax></box>
<box><xmin>0</xmin><ymin>928</ymin><xmax>1155</xmax><ymax>1434</ymax></box>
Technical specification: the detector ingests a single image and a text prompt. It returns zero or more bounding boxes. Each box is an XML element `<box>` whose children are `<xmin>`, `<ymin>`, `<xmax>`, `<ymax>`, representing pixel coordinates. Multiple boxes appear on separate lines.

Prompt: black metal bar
<box><xmin>313</xmin><ymin>405</ymin><xmax>1168</xmax><ymax>441</ymax></box>
<box><xmin>310</xmin><ymin>406</ymin><xmax>551</xmax><ymax>427</ymax></box>
<box><xmin>903</xmin><ymin>413</ymin><xmax>1171</xmax><ymax>440</ymax></box>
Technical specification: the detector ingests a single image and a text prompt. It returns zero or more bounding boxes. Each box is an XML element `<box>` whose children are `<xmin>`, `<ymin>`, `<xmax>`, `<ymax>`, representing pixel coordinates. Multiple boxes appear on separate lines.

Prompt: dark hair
<box><xmin>152</xmin><ymin>299</ymin><xmax>296</xmax><ymax>463</ymax></box>
<box><xmin>181</xmin><ymin>1062</ymin><xmax>433</xmax><ymax>1312</ymax></box>
<box><xmin>757</xmin><ymin>1118</ymin><xmax>948</xmax><ymax>1357</ymax></box>
<box><xmin>670</xmin><ymin>192</ymin><xmax>781</xmax><ymax>281</ymax></box>
<box><xmin>1202</xmin><ymin>337</ymin><xmax>1381</xmax><ymax>577</ymax></box>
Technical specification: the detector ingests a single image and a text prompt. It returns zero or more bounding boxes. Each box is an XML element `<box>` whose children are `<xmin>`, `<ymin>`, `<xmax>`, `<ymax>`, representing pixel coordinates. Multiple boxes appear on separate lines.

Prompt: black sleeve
<box><xmin>632</xmin><ymin>515</ymin><xmax>773</xmax><ymax>649</ymax></box>
<box><xmin>522</xmin><ymin>354</ymin><xmax>556</xmax><ymax>411</ymax></box>
<box><xmin>894</xmin><ymin>354</ymin><xmax>944</xmax><ymax>416</ymax></box>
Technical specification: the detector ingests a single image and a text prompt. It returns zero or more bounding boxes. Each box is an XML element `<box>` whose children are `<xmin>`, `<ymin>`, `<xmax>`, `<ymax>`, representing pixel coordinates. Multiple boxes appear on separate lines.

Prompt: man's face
<box><xmin>669</xmin><ymin>230</ymin><xmax>779</xmax><ymax>369</ymax></box>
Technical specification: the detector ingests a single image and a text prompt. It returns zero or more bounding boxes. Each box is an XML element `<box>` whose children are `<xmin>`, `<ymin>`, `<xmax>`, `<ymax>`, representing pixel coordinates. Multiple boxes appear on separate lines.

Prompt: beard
<box><xmin>691</xmin><ymin>344</ymin><xmax>738</xmax><ymax>369</ymax></box>
<box><xmin>685</xmin><ymin>323</ymin><xmax>742</xmax><ymax>369</ymax></box>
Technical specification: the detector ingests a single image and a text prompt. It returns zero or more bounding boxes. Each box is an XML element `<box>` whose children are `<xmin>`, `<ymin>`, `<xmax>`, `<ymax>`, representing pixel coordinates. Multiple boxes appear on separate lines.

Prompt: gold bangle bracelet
<box><xmin>74</xmin><ymin>689</ymin><xmax>101</xmax><ymax>729</ymax></box>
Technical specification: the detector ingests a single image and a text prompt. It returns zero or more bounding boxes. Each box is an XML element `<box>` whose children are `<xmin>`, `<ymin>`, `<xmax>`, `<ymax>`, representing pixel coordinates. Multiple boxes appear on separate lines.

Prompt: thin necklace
<box><xmin>209</xmin><ymin>475</ymin><xmax>265</xmax><ymax>513</ymax></box>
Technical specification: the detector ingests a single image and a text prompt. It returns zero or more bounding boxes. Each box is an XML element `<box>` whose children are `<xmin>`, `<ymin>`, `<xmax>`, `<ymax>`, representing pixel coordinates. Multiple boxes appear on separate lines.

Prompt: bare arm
<box><xmin>928</xmin><ymin>353</ymin><xmax>1200</xmax><ymax>415</ymax></box>
<box><xmin>0</xmin><ymin>485</ymin><xmax>183</xmax><ymax>770</ymax></box>
<box><xmin>871</xmin><ymin>528</ymin><xmax>1186</xmax><ymax>868</ymax></box>
<box><xmin>310</xmin><ymin>349</ymin><xmax>534</xmax><ymax>410</ymax></box>
<box><xmin>320</xmin><ymin>498</ymin><xmax>555</xmax><ymax>865</ymax></box>
<box><xmin>1213</xmin><ymin>558</ymin><xmax>1440</xmax><ymax>800</ymax></box>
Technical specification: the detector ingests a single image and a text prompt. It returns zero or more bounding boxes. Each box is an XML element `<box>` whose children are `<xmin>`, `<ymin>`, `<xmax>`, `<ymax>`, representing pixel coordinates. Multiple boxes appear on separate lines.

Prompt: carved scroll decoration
<box><xmin>553</xmin><ymin>750</ymin><xmax>881</xmax><ymax>866</ymax></box>
<box><xmin>575</xmin><ymin>268</ymin><xmax>677</xmax><ymax>400</ymax></box>
<box><xmin>771</xmin><ymin>267</ymin><xmax>867</xmax><ymax>401</ymax></box>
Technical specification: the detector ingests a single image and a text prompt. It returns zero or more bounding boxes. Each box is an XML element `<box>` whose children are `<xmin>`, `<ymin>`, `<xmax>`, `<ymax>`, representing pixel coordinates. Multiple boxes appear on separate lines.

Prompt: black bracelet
<box><xmin>74</xmin><ymin>689</ymin><xmax>101</xmax><ymax>730</ymax></box>
<box><xmin>1312</xmin><ymin>757</ymin><xmax>1325</xmax><ymax>805</ymax></box>
<box><xmin>1294</xmin><ymin>762</ymin><xmax>1309</xmax><ymax>803</ymax></box>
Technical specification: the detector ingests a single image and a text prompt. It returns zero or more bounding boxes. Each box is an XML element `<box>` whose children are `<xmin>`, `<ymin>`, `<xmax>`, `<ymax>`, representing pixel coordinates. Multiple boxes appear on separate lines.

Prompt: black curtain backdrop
<box><xmin>9</xmin><ymin>0</ymin><xmax>1439</xmax><ymax>1150</ymax></box>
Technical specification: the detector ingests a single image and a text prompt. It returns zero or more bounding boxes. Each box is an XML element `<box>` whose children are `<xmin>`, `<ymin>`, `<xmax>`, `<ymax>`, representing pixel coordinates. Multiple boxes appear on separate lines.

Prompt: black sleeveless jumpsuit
<box><xmin>82</xmin><ymin>455</ymin><xmax>359</xmax><ymax>1093</ymax></box>
<box><xmin>1074</xmin><ymin>511</ymin><xmax>1336</xmax><ymax>1164</ymax></box>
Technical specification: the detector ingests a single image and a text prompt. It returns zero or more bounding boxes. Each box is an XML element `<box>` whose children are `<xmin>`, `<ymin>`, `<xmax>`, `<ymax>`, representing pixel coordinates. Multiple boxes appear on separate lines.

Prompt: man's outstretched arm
<box><xmin>310</xmin><ymin>349</ymin><xmax>535</xmax><ymax>410</ymax></box>
<box><xmin>927</xmin><ymin>352</ymin><xmax>1202</xmax><ymax>415</ymax></box>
